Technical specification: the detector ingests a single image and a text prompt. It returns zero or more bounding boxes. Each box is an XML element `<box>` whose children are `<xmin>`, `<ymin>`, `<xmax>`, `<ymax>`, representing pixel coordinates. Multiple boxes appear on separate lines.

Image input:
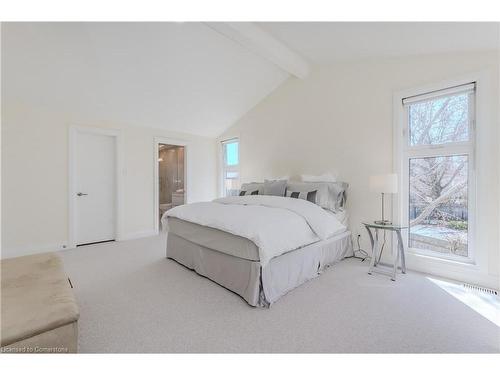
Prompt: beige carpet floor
<box><xmin>60</xmin><ymin>235</ymin><xmax>500</xmax><ymax>353</ymax></box>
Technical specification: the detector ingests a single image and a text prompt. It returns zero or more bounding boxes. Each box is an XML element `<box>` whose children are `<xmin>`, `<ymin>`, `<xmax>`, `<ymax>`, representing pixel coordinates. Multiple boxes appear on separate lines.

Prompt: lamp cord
<box><xmin>345</xmin><ymin>234</ymin><xmax>370</xmax><ymax>261</ymax></box>
<box><xmin>346</xmin><ymin>231</ymin><xmax>386</xmax><ymax>263</ymax></box>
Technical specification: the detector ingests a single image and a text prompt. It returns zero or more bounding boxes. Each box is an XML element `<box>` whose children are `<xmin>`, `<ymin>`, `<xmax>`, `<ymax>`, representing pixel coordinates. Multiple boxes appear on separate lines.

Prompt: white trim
<box><xmin>218</xmin><ymin>138</ymin><xmax>225</xmax><ymax>197</ymax></box>
<box><xmin>402</xmin><ymin>82</ymin><xmax>475</xmax><ymax>105</ymax></box>
<box><xmin>2</xmin><ymin>232</ymin><xmax>158</xmax><ymax>260</ymax></box>
<box><xmin>393</xmin><ymin>71</ymin><xmax>489</xmax><ymax>285</ymax></box>
<box><xmin>153</xmin><ymin>137</ymin><xmax>189</xmax><ymax>235</ymax></box>
<box><xmin>1</xmin><ymin>242</ymin><xmax>71</xmax><ymax>260</ymax></box>
<box><xmin>220</xmin><ymin>137</ymin><xmax>240</xmax><ymax>197</ymax></box>
<box><xmin>68</xmin><ymin>126</ymin><xmax>124</xmax><ymax>248</ymax></box>
<box><xmin>205</xmin><ymin>22</ymin><xmax>310</xmax><ymax>79</ymax></box>
<box><xmin>221</xmin><ymin>137</ymin><xmax>239</xmax><ymax>144</ymax></box>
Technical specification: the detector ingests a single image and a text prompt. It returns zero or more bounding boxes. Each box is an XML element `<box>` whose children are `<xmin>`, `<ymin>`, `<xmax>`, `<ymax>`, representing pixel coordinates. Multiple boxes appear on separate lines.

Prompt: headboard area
<box><xmin>239</xmin><ymin>180</ymin><xmax>348</xmax><ymax>212</ymax></box>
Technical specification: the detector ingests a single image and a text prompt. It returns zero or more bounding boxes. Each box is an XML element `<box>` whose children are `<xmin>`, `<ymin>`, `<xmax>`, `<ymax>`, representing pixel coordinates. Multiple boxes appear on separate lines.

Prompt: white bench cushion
<box><xmin>1</xmin><ymin>252</ymin><xmax>79</xmax><ymax>349</ymax></box>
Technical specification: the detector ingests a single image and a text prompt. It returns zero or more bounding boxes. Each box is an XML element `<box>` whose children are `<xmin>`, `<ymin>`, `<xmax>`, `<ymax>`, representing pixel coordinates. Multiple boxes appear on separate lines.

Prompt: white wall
<box><xmin>1</xmin><ymin>101</ymin><xmax>217</xmax><ymax>258</ymax></box>
<box><xmin>498</xmin><ymin>36</ymin><xmax>500</xmax><ymax>290</ymax></box>
<box><xmin>219</xmin><ymin>51</ymin><xmax>499</xmax><ymax>288</ymax></box>
<box><xmin>2</xmin><ymin>22</ymin><xmax>233</xmax><ymax>259</ymax></box>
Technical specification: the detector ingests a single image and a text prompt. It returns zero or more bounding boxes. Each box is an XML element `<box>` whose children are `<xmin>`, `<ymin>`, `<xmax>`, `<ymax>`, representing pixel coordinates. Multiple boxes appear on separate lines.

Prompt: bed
<box><xmin>162</xmin><ymin>181</ymin><xmax>352</xmax><ymax>307</ymax></box>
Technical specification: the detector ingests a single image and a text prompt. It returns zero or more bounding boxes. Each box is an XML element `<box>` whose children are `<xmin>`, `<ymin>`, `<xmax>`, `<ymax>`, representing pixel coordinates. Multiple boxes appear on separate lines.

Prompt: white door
<box><xmin>75</xmin><ymin>131</ymin><xmax>116</xmax><ymax>245</ymax></box>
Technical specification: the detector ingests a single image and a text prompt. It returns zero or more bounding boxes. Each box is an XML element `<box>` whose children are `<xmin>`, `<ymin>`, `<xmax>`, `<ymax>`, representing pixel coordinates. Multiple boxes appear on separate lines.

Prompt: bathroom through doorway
<box><xmin>156</xmin><ymin>141</ymin><xmax>186</xmax><ymax>230</ymax></box>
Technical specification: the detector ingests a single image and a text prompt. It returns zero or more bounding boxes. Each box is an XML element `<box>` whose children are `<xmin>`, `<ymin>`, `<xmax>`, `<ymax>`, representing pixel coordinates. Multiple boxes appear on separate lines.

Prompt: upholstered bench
<box><xmin>1</xmin><ymin>252</ymin><xmax>79</xmax><ymax>353</ymax></box>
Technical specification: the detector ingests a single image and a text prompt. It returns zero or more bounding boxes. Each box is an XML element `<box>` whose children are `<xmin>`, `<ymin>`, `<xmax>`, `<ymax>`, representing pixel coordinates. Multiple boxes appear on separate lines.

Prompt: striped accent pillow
<box><xmin>239</xmin><ymin>190</ymin><xmax>259</xmax><ymax>196</ymax></box>
<box><xmin>285</xmin><ymin>189</ymin><xmax>318</xmax><ymax>203</ymax></box>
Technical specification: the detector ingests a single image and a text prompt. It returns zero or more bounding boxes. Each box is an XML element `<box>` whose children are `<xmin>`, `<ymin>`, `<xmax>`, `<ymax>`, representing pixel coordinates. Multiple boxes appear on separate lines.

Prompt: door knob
<box><xmin>77</xmin><ymin>192</ymin><xmax>88</xmax><ymax>196</ymax></box>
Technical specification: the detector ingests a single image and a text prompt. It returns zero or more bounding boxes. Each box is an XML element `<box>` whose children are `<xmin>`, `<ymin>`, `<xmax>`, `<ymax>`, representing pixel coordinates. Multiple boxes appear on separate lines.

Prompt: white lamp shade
<box><xmin>369</xmin><ymin>174</ymin><xmax>398</xmax><ymax>194</ymax></box>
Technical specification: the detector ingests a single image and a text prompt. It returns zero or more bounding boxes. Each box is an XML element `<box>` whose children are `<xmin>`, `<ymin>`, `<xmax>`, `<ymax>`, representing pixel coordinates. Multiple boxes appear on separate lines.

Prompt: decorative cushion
<box><xmin>286</xmin><ymin>181</ymin><xmax>348</xmax><ymax>211</ymax></box>
<box><xmin>239</xmin><ymin>190</ymin><xmax>259</xmax><ymax>196</ymax></box>
<box><xmin>263</xmin><ymin>179</ymin><xmax>287</xmax><ymax>196</ymax></box>
<box><xmin>286</xmin><ymin>189</ymin><xmax>318</xmax><ymax>203</ymax></box>
<box><xmin>240</xmin><ymin>182</ymin><xmax>264</xmax><ymax>195</ymax></box>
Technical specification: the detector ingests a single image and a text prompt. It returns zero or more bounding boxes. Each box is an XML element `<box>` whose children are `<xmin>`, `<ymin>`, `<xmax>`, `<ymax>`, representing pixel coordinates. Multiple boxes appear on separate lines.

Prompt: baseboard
<box><xmin>1</xmin><ymin>230</ymin><xmax>158</xmax><ymax>259</ymax></box>
<box><xmin>1</xmin><ymin>242</ymin><xmax>70</xmax><ymax>259</ymax></box>
<box><xmin>407</xmin><ymin>262</ymin><xmax>499</xmax><ymax>290</ymax></box>
<box><xmin>118</xmin><ymin>230</ymin><xmax>158</xmax><ymax>241</ymax></box>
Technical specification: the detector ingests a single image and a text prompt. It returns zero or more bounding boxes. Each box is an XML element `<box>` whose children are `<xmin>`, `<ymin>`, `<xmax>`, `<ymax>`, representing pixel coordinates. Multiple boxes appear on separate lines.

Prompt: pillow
<box><xmin>266</xmin><ymin>176</ymin><xmax>290</xmax><ymax>181</ymax></box>
<box><xmin>301</xmin><ymin>173</ymin><xmax>337</xmax><ymax>182</ymax></box>
<box><xmin>240</xmin><ymin>182</ymin><xmax>264</xmax><ymax>195</ymax></box>
<box><xmin>285</xmin><ymin>189</ymin><xmax>318</xmax><ymax>204</ymax></box>
<box><xmin>263</xmin><ymin>179</ymin><xmax>287</xmax><ymax>196</ymax></box>
<box><xmin>286</xmin><ymin>181</ymin><xmax>348</xmax><ymax>211</ymax></box>
<box><xmin>239</xmin><ymin>189</ymin><xmax>259</xmax><ymax>196</ymax></box>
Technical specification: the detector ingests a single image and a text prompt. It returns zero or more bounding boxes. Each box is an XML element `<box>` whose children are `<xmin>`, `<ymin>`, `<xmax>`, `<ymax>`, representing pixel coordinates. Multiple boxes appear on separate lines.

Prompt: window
<box><xmin>400</xmin><ymin>83</ymin><xmax>475</xmax><ymax>262</ymax></box>
<box><xmin>221</xmin><ymin>138</ymin><xmax>240</xmax><ymax>197</ymax></box>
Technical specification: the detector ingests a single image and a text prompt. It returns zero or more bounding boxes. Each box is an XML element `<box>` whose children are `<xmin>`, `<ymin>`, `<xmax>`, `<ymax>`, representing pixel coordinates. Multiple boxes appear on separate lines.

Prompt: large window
<box><xmin>221</xmin><ymin>138</ymin><xmax>240</xmax><ymax>197</ymax></box>
<box><xmin>401</xmin><ymin>83</ymin><xmax>475</xmax><ymax>262</ymax></box>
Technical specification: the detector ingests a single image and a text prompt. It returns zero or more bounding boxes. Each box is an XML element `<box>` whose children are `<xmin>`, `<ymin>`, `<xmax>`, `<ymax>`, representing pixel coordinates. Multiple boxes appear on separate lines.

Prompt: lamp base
<box><xmin>374</xmin><ymin>219</ymin><xmax>392</xmax><ymax>225</ymax></box>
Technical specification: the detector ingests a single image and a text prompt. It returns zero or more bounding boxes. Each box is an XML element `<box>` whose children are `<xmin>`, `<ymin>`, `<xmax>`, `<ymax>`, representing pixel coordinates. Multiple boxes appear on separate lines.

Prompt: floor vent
<box><xmin>463</xmin><ymin>283</ymin><xmax>498</xmax><ymax>296</ymax></box>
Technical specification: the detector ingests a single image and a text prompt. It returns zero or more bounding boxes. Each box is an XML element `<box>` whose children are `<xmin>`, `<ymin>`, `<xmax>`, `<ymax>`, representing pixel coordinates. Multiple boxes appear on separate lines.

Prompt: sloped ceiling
<box><xmin>3</xmin><ymin>22</ymin><xmax>498</xmax><ymax>138</ymax></box>
<box><xmin>2</xmin><ymin>22</ymin><xmax>289</xmax><ymax>137</ymax></box>
<box><xmin>259</xmin><ymin>22</ymin><xmax>500</xmax><ymax>65</ymax></box>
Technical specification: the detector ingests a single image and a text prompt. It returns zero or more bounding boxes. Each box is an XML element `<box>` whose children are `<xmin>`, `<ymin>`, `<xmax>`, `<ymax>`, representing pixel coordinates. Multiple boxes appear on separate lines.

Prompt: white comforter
<box><xmin>164</xmin><ymin>195</ymin><xmax>346</xmax><ymax>266</ymax></box>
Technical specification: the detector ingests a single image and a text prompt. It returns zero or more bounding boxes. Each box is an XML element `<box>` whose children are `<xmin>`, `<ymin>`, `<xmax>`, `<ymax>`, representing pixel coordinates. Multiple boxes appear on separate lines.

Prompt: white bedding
<box><xmin>164</xmin><ymin>195</ymin><xmax>346</xmax><ymax>266</ymax></box>
<box><xmin>328</xmin><ymin>209</ymin><xmax>349</xmax><ymax>226</ymax></box>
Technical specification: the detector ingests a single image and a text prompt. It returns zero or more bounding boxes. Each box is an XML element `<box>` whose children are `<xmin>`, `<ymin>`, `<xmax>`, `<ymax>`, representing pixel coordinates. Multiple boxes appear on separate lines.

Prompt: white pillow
<box><xmin>265</xmin><ymin>176</ymin><xmax>290</xmax><ymax>181</ymax></box>
<box><xmin>301</xmin><ymin>173</ymin><xmax>337</xmax><ymax>183</ymax></box>
<box><xmin>263</xmin><ymin>179</ymin><xmax>287</xmax><ymax>196</ymax></box>
<box><xmin>286</xmin><ymin>181</ymin><xmax>348</xmax><ymax>211</ymax></box>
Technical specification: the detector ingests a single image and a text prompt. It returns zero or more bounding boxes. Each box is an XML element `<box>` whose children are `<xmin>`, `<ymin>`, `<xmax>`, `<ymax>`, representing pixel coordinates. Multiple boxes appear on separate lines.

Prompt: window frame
<box><xmin>221</xmin><ymin>138</ymin><xmax>240</xmax><ymax>197</ymax></box>
<box><xmin>395</xmin><ymin>81</ymin><xmax>477</xmax><ymax>265</ymax></box>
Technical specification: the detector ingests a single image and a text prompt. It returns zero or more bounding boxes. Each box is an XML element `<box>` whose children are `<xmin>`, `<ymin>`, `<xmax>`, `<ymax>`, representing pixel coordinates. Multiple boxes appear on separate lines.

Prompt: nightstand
<box><xmin>362</xmin><ymin>222</ymin><xmax>407</xmax><ymax>281</ymax></box>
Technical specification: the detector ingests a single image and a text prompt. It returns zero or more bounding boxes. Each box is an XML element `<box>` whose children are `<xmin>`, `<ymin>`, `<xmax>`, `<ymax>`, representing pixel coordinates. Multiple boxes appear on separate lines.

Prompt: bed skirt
<box><xmin>166</xmin><ymin>231</ymin><xmax>352</xmax><ymax>307</ymax></box>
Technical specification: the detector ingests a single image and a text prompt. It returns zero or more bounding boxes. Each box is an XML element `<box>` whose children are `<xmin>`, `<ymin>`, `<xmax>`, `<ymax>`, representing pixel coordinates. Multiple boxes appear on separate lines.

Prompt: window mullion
<box><xmin>406</xmin><ymin>146</ymin><xmax>471</xmax><ymax>159</ymax></box>
<box><xmin>402</xmin><ymin>84</ymin><xmax>474</xmax><ymax>263</ymax></box>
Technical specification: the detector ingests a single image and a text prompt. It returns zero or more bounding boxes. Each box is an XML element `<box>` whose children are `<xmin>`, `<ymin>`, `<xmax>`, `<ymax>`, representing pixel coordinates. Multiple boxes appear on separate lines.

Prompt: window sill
<box><xmin>404</xmin><ymin>250</ymin><xmax>499</xmax><ymax>289</ymax></box>
<box><xmin>407</xmin><ymin>250</ymin><xmax>479</xmax><ymax>271</ymax></box>
<box><xmin>407</xmin><ymin>249</ymin><xmax>475</xmax><ymax>267</ymax></box>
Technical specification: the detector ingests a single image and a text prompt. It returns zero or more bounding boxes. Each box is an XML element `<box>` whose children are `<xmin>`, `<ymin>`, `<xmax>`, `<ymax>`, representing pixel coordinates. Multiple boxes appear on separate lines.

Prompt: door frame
<box><xmin>68</xmin><ymin>126</ymin><xmax>124</xmax><ymax>248</ymax></box>
<box><xmin>153</xmin><ymin>137</ymin><xmax>188</xmax><ymax>234</ymax></box>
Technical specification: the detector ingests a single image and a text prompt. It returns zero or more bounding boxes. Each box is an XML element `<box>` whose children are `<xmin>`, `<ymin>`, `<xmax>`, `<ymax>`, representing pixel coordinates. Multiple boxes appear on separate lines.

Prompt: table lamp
<box><xmin>369</xmin><ymin>173</ymin><xmax>398</xmax><ymax>225</ymax></box>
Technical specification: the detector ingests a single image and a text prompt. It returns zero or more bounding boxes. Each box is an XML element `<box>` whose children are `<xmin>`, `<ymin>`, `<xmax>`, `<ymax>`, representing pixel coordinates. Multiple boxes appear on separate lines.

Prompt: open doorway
<box><xmin>156</xmin><ymin>142</ymin><xmax>186</xmax><ymax>231</ymax></box>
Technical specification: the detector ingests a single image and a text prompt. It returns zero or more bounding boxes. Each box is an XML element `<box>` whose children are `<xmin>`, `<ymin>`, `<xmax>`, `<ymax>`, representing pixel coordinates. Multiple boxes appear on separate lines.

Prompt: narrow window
<box><xmin>221</xmin><ymin>138</ymin><xmax>240</xmax><ymax>197</ymax></box>
<box><xmin>401</xmin><ymin>83</ymin><xmax>475</xmax><ymax>261</ymax></box>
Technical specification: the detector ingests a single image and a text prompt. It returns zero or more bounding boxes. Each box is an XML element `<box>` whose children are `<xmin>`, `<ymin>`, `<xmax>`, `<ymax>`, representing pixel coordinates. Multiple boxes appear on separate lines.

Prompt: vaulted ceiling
<box><xmin>2</xmin><ymin>22</ymin><xmax>289</xmax><ymax>137</ymax></box>
<box><xmin>259</xmin><ymin>22</ymin><xmax>499</xmax><ymax>65</ymax></box>
<box><xmin>3</xmin><ymin>22</ymin><xmax>498</xmax><ymax>137</ymax></box>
